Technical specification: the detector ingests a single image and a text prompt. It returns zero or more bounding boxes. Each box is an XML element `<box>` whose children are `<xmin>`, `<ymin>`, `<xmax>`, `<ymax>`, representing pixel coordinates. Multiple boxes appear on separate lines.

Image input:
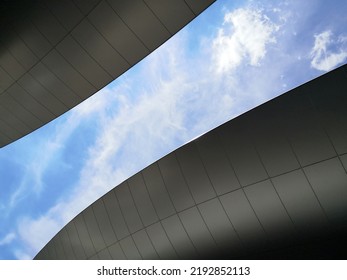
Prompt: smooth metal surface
<box><xmin>36</xmin><ymin>64</ymin><xmax>347</xmax><ymax>259</ymax></box>
<box><xmin>0</xmin><ymin>0</ymin><xmax>215</xmax><ymax>147</ymax></box>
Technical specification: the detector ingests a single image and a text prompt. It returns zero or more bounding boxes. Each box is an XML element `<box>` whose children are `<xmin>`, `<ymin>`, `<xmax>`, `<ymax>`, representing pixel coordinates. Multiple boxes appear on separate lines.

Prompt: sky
<box><xmin>0</xmin><ymin>0</ymin><xmax>347</xmax><ymax>260</ymax></box>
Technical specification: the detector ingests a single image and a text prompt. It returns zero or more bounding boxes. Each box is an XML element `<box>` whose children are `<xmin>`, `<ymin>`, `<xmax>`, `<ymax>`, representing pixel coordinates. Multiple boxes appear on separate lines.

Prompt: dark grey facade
<box><xmin>0</xmin><ymin>0</ymin><xmax>215</xmax><ymax>147</ymax></box>
<box><xmin>35</xmin><ymin>64</ymin><xmax>347</xmax><ymax>260</ymax></box>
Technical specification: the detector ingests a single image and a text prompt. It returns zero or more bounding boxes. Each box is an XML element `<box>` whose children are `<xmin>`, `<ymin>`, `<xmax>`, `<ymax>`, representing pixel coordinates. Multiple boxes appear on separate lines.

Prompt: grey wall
<box><xmin>35</xmin><ymin>64</ymin><xmax>347</xmax><ymax>260</ymax></box>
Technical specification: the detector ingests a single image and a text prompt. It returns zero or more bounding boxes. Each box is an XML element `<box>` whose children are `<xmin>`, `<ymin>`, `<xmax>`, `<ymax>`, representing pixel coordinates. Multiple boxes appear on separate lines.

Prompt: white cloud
<box><xmin>310</xmin><ymin>30</ymin><xmax>347</xmax><ymax>71</ymax></box>
<box><xmin>0</xmin><ymin>232</ymin><xmax>16</xmax><ymax>246</ymax></box>
<box><xmin>213</xmin><ymin>8</ymin><xmax>279</xmax><ymax>72</ymax></box>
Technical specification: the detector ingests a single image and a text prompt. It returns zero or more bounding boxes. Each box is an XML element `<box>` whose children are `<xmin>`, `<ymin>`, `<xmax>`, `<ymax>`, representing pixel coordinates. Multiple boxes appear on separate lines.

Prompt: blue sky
<box><xmin>1</xmin><ymin>0</ymin><xmax>347</xmax><ymax>259</ymax></box>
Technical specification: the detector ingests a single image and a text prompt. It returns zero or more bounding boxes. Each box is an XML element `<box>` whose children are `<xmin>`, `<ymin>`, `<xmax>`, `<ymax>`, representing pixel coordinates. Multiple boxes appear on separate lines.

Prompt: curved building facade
<box><xmin>35</xmin><ymin>65</ymin><xmax>347</xmax><ymax>259</ymax></box>
<box><xmin>0</xmin><ymin>0</ymin><xmax>215</xmax><ymax>147</ymax></box>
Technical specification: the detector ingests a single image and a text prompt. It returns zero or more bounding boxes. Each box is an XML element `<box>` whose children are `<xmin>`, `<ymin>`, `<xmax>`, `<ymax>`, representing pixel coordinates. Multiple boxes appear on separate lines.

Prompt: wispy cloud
<box><xmin>310</xmin><ymin>30</ymin><xmax>347</xmax><ymax>71</ymax></box>
<box><xmin>0</xmin><ymin>232</ymin><xmax>16</xmax><ymax>246</ymax></box>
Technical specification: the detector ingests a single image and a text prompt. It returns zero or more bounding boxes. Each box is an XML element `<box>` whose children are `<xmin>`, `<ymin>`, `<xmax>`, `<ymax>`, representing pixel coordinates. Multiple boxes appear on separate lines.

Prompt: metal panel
<box><xmin>60</xmin><ymin>228</ymin><xmax>76</xmax><ymax>260</ymax></box>
<box><xmin>52</xmin><ymin>235</ymin><xmax>66</xmax><ymax>260</ymax></box>
<box><xmin>46</xmin><ymin>0</ymin><xmax>83</xmax><ymax>31</ymax></box>
<box><xmin>57</xmin><ymin>35</ymin><xmax>112</xmax><ymax>89</ymax></box>
<box><xmin>219</xmin><ymin>125</ymin><xmax>268</xmax><ymax>186</ymax></box>
<box><xmin>179</xmin><ymin>207</ymin><xmax>217</xmax><ymax>256</ymax></box>
<box><xmin>195</xmin><ymin>130</ymin><xmax>241</xmax><ymax>195</ymax></box>
<box><xmin>119</xmin><ymin>236</ymin><xmax>142</xmax><ymax>260</ymax></box>
<box><xmin>128</xmin><ymin>173</ymin><xmax>159</xmax><ymax>226</ymax></box>
<box><xmin>93</xmin><ymin>199</ymin><xmax>117</xmax><ymax>247</ymax></box>
<box><xmin>272</xmin><ymin>170</ymin><xmax>328</xmax><ymax>233</ymax></box>
<box><xmin>161</xmin><ymin>214</ymin><xmax>198</xmax><ymax>259</ymax></box>
<box><xmin>341</xmin><ymin>154</ymin><xmax>347</xmax><ymax>171</ymax></box>
<box><xmin>72</xmin><ymin>19</ymin><xmax>129</xmax><ymax>78</ymax></box>
<box><xmin>0</xmin><ymin>47</ymin><xmax>26</xmax><ymax>80</ymax></box>
<box><xmin>74</xmin><ymin>214</ymin><xmax>96</xmax><ymax>258</ymax></box>
<box><xmin>46</xmin><ymin>240</ymin><xmax>58</xmax><ymax>260</ymax></box>
<box><xmin>88</xmin><ymin>1</ymin><xmax>149</xmax><ymax>65</ymax></box>
<box><xmin>184</xmin><ymin>0</ymin><xmax>213</xmax><ymax>15</ymax></box>
<box><xmin>158</xmin><ymin>153</ymin><xmax>195</xmax><ymax>211</ymax></box>
<box><xmin>65</xmin><ymin>221</ymin><xmax>86</xmax><ymax>259</ymax></box>
<box><xmin>42</xmin><ymin>49</ymin><xmax>94</xmax><ymax>99</ymax></box>
<box><xmin>0</xmin><ymin>119</ymin><xmax>18</xmax><ymax>140</ymax></box>
<box><xmin>0</xmin><ymin>66</ymin><xmax>14</xmax><ymax>92</ymax></box>
<box><xmin>220</xmin><ymin>190</ymin><xmax>267</xmax><ymax>249</ymax></box>
<box><xmin>0</xmin><ymin>105</ymin><xmax>31</xmax><ymax>135</ymax></box>
<box><xmin>98</xmin><ymin>248</ymin><xmax>112</xmax><ymax>260</ymax></box>
<box><xmin>17</xmin><ymin>73</ymin><xmax>67</xmax><ymax>116</ymax></box>
<box><xmin>255</xmin><ymin>134</ymin><xmax>300</xmax><ymax>177</ymax></box>
<box><xmin>144</xmin><ymin>0</ymin><xmax>194</xmax><ymax>34</ymax></box>
<box><xmin>73</xmin><ymin>0</ymin><xmax>101</xmax><ymax>15</ymax></box>
<box><xmin>108</xmin><ymin>242</ymin><xmax>126</xmax><ymax>259</ymax></box>
<box><xmin>132</xmin><ymin>229</ymin><xmax>159</xmax><ymax>259</ymax></box>
<box><xmin>7</xmin><ymin>83</ymin><xmax>54</xmax><ymax>123</ymax></box>
<box><xmin>304</xmin><ymin>158</ymin><xmax>347</xmax><ymax>222</ymax></box>
<box><xmin>146</xmin><ymin>222</ymin><xmax>177</xmax><ymax>259</ymax></box>
<box><xmin>198</xmin><ymin>198</ymin><xmax>242</xmax><ymax>254</ymax></box>
<box><xmin>107</xmin><ymin>0</ymin><xmax>170</xmax><ymax>50</ymax></box>
<box><xmin>116</xmin><ymin>183</ymin><xmax>143</xmax><ymax>233</ymax></box>
<box><xmin>142</xmin><ymin>164</ymin><xmax>176</xmax><ymax>219</ymax></box>
<box><xmin>102</xmin><ymin>191</ymin><xmax>130</xmax><ymax>240</ymax></box>
<box><xmin>244</xmin><ymin>180</ymin><xmax>295</xmax><ymax>241</ymax></box>
<box><xmin>30</xmin><ymin>62</ymin><xmax>82</xmax><ymax>108</ymax></box>
<box><xmin>175</xmin><ymin>145</ymin><xmax>216</xmax><ymax>203</ymax></box>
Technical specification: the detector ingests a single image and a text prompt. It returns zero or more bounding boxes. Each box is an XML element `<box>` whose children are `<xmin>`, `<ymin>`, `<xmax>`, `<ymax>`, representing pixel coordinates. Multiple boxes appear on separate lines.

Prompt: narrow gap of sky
<box><xmin>0</xmin><ymin>0</ymin><xmax>346</xmax><ymax>259</ymax></box>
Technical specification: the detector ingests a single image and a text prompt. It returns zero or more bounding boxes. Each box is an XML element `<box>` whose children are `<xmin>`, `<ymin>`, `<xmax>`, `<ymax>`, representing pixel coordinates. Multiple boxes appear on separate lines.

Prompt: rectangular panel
<box><xmin>88</xmin><ymin>1</ymin><xmax>148</xmax><ymax>64</ymax></box>
<box><xmin>142</xmin><ymin>164</ymin><xmax>176</xmax><ymax>219</ymax></box>
<box><xmin>244</xmin><ymin>180</ymin><xmax>295</xmax><ymax>240</ymax></box>
<box><xmin>146</xmin><ymin>222</ymin><xmax>177</xmax><ymax>259</ymax></box>
<box><xmin>185</xmin><ymin>0</ymin><xmax>214</xmax><ymax>14</ymax></box>
<box><xmin>108</xmin><ymin>242</ymin><xmax>126</xmax><ymax>259</ymax></box>
<box><xmin>0</xmin><ymin>47</ymin><xmax>26</xmax><ymax>80</ymax></box>
<box><xmin>128</xmin><ymin>173</ymin><xmax>159</xmax><ymax>226</ymax></box>
<box><xmin>65</xmin><ymin>221</ymin><xmax>86</xmax><ymax>259</ymax></box>
<box><xmin>272</xmin><ymin>170</ymin><xmax>328</xmax><ymax>232</ymax></box>
<box><xmin>7</xmin><ymin>83</ymin><xmax>54</xmax><ymax>123</ymax></box>
<box><xmin>46</xmin><ymin>241</ymin><xmax>58</xmax><ymax>260</ymax></box>
<box><xmin>144</xmin><ymin>0</ymin><xmax>195</xmax><ymax>34</ymax></box>
<box><xmin>158</xmin><ymin>153</ymin><xmax>195</xmax><ymax>211</ymax></box>
<box><xmin>60</xmin><ymin>228</ymin><xmax>76</xmax><ymax>259</ymax></box>
<box><xmin>72</xmin><ymin>19</ymin><xmax>129</xmax><ymax>78</ymax></box>
<box><xmin>102</xmin><ymin>191</ymin><xmax>130</xmax><ymax>240</ymax></box>
<box><xmin>83</xmin><ymin>207</ymin><xmax>106</xmax><ymax>253</ymax></box>
<box><xmin>6</xmin><ymin>35</ymin><xmax>37</xmax><ymax>70</ymax></box>
<box><xmin>0</xmin><ymin>66</ymin><xmax>13</xmax><ymax>92</ymax></box>
<box><xmin>198</xmin><ymin>198</ymin><xmax>242</xmax><ymax>255</ymax></box>
<box><xmin>175</xmin><ymin>145</ymin><xmax>216</xmax><ymax>203</ymax></box>
<box><xmin>132</xmin><ymin>229</ymin><xmax>159</xmax><ymax>259</ymax></box>
<box><xmin>304</xmin><ymin>158</ymin><xmax>347</xmax><ymax>222</ymax></box>
<box><xmin>178</xmin><ymin>207</ymin><xmax>217</xmax><ymax>256</ymax></box>
<box><xmin>57</xmin><ymin>35</ymin><xmax>112</xmax><ymax>89</ymax></box>
<box><xmin>30</xmin><ymin>62</ymin><xmax>82</xmax><ymax>108</ymax></box>
<box><xmin>0</xmin><ymin>93</ymin><xmax>41</xmax><ymax>130</ymax></box>
<box><xmin>74</xmin><ymin>214</ymin><xmax>96</xmax><ymax>258</ymax></box>
<box><xmin>46</xmin><ymin>0</ymin><xmax>83</xmax><ymax>30</ymax></box>
<box><xmin>92</xmin><ymin>199</ymin><xmax>117</xmax><ymax>247</ymax></box>
<box><xmin>73</xmin><ymin>0</ymin><xmax>100</xmax><ymax>15</ymax></box>
<box><xmin>0</xmin><ymin>119</ymin><xmax>18</xmax><ymax>140</ymax></box>
<box><xmin>341</xmin><ymin>154</ymin><xmax>347</xmax><ymax>171</ymax></box>
<box><xmin>0</xmin><ymin>104</ymin><xmax>34</xmax><ymax>135</ymax></box>
<box><xmin>220</xmin><ymin>190</ymin><xmax>267</xmax><ymax>249</ymax></box>
<box><xmin>116</xmin><ymin>183</ymin><xmax>143</xmax><ymax>233</ymax></box>
<box><xmin>289</xmin><ymin>126</ymin><xmax>336</xmax><ymax>166</ymax></box>
<box><xmin>42</xmin><ymin>49</ymin><xmax>94</xmax><ymax>99</ymax></box>
<box><xmin>97</xmin><ymin>248</ymin><xmax>112</xmax><ymax>260</ymax></box>
<box><xmin>52</xmin><ymin>235</ymin><xmax>66</xmax><ymax>260</ymax></box>
<box><xmin>161</xmin><ymin>215</ymin><xmax>198</xmax><ymax>259</ymax></box>
<box><xmin>255</xmin><ymin>134</ymin><xmax>300</xmax><ymax>177</ymax></box>
<box><xmin>107</xmin><ymin>0</ymin><xmax>170</xmax><ymax>50</ymax></box>
<box><xmin>119</xmin><ymin>236</ymin><xmax>142</xmax><ymax>260</ymax></box>
<box><xmin>218</xmin><ymin>125</ymin><xmax>268</xmax><ymax>186</ymax></box>
<box><xmin>18</xmin><ymin>73</ymin><xmax>67</xmax><ymax>116</ymax></box>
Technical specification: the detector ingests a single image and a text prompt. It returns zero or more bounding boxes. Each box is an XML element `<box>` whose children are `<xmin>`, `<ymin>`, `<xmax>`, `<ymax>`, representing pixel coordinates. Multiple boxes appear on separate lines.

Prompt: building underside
<box><xmin>1</xmin><ymin>1</ymin><xmax>347</xmax><ymax>260</ymax></box>
<box><xmin>35</xmin><ymin>64</ymin><xmax>347</xmax><ymax>260</ymax></box>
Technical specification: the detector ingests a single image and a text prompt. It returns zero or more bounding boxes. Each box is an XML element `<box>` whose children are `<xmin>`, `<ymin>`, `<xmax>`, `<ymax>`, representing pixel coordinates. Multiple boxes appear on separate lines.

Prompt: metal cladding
<box><xmin>0</xmin><ymin>0</ymin><xmax>215</xmax><ymax>147</ymax></box>
<box><xmin>35</xmin><ymin>64</ymin><xmax>347</xmax><ymax>260</ymax></box>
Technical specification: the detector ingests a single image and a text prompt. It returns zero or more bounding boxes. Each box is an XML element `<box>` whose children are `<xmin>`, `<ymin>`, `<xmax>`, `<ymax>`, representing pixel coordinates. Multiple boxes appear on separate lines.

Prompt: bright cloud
<box><xmin>0</xmin><ymin>232</ymin><xmax>16</xmax><ymax>246</ymax></box>
<box><xmin>310</xmin><ymin>30</ymin><xmax>347</xmax><ymax>71</ymax></box>
<box><xmin>213</xmin><ymin>8</ymin><xmax>279</xmax><ymax>72</ymax></box>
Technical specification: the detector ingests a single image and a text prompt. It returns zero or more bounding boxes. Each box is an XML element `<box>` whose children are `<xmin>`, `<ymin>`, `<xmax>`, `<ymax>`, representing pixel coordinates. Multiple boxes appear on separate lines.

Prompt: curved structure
<box><xmin>0</xmin><ymin>0</ymin><xmax>215</xmax><ymax>147</ymax></box>
<box><xmin>35</xmin><ymin>65</ymin><xmax>347</xmax><ymax>260</ymax></box>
